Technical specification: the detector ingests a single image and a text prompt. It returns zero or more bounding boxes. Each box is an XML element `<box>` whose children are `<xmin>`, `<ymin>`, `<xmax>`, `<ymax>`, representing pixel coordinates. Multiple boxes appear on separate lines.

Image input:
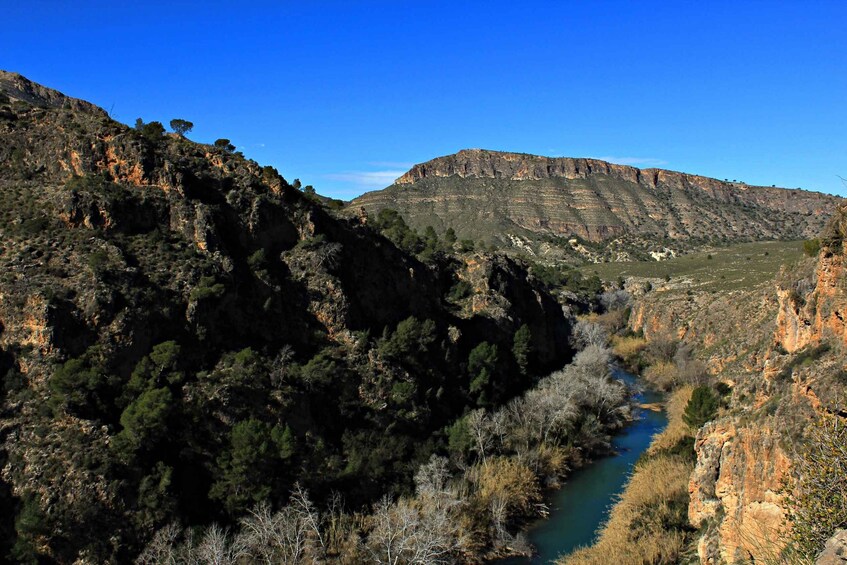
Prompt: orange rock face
<box><xmin>690</xmin><ymin>422</ymin><xmax>792</xmax><ymax>563</ymax></box>
<box><xmin>775</xmin><ymin>241</ymin><xmax>847</xmax><ymax>354</ymax></box>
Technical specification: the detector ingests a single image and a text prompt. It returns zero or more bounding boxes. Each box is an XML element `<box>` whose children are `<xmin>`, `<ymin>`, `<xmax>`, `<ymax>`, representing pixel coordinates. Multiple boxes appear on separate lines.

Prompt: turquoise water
<box><xmin>495</xmin><ymin>369</ymin><xmax>667</xmax><ymax>564</ymax></box>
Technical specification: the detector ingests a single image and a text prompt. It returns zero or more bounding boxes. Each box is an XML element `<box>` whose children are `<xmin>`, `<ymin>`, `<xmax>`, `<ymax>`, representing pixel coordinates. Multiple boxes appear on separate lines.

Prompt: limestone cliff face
<box><xmin>775</xmin><ymin>205</ymin><xmax>847</xmax><ymax>353</ymax></box>
<box><xmin>352</xmin><ymin>149</ymin><xmax>840</xmax><ymax>248</ymax></box>
<box><xmin>629</xmin><ymin>289</ymin><xmax>800</xmax><ymax>564</ymax></box>
<box><xmin>627</xmin><ymin>224</ymin><xmax>847</xmax><ymax>563</ymax></box>
<box><xmin>628</xmin><ymin>286</ymin><xmax>777</xmax><ymax>381</ymax></box>
<box><xmin>629</xmin><ymin>287</ymin><xmax>794</xmax><ymax>561</ymax></box>
<box><xmin>689</xmin><ymin>421</ymin><xmax>792</xmax><ymax>564</ymax></box>
<box><xmin>395</xmin><ymin>149</ymin><xmax>647</xmax><ymax>185</ymax></box>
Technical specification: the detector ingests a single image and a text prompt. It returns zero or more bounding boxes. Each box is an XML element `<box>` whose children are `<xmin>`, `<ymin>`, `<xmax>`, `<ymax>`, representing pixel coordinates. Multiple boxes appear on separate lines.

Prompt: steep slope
<box><xmin>0</xmin><ymin>73</ymin><xmax>572</xmax><ymax>562</ymax></box>
<box><xmin>351</xmin><ymin>149</ymin><xmax>840</xmax><ymax>259</ymax></box>
<box><xmin>623</xmin><ymin>207</ymin><xmax>847</xmax><ymax>563</ymax></box>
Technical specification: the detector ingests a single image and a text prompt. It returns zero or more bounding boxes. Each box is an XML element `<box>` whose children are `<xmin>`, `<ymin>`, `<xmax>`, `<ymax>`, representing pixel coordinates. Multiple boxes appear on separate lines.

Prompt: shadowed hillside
<box><xmin>0</xmin><ymin>72</ymin><xmax>573</xmax><ymax>562</ymax></box>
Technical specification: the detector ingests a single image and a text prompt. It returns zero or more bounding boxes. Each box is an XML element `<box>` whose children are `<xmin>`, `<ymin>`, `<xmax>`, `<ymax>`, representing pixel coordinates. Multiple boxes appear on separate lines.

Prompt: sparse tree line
<box><xmin>132</xmin><ymin>116</ymin><xmax>237</xmax><ymax>155</ymax></box>
<box><xmin>138</xmin><ymin>320</ymin><xmax>633</xmax><ymax>563</ymax></box>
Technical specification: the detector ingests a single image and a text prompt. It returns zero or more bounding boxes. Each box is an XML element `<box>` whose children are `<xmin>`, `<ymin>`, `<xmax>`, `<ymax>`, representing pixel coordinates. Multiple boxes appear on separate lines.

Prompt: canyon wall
<box><xmin>628</xmin><ymin>210</ymin><xmax>847</xmax><ymax>562</ymax></box>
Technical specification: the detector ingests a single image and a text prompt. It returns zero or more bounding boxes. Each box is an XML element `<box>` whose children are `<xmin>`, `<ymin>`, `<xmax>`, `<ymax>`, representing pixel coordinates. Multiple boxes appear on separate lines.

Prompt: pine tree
<box><xmin>512</xmin><ymin>324</ymin><xmax>532</xmax><ymax>375</ymax></box>
<box><xmin>682</xmin><ymin>385</ymin><xmax>719</xmax><ymax>428</ymax></box>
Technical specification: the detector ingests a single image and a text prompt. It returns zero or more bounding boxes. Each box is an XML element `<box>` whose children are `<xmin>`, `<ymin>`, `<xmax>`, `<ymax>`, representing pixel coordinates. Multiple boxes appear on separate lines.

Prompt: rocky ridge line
<box><xmin>0</xmin><ymin>70</ymin><xmax>108</xmax><ymax>118</ymax></box>
<box><xmin>353</xmin><ymin>149</ymin><xmax>840</xmax><ymax>251</ymax></box>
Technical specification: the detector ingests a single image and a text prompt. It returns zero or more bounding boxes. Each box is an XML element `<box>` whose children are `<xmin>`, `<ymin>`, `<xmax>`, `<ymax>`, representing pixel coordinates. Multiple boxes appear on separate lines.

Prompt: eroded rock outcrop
<box><xmin>689</xmin><ymin>422</ymin><xmax>791</xmax><ymax>564</ymax></box>
<box><xmin>775</xmin><ymin>205</ymin><xmax>847</xmax><ymax>353</ymax></box>
<box><xmin>817</xmin><ymin>530</ymin><xmax>847</xmax><ymax>564</ymax></box>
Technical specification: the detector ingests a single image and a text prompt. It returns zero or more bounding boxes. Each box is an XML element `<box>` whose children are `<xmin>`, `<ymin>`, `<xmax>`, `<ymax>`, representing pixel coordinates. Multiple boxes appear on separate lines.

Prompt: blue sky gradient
<box><xmin>4</xmin><ymin>1</ymin><xmax>846</xmax><ymax>199</ymax></box>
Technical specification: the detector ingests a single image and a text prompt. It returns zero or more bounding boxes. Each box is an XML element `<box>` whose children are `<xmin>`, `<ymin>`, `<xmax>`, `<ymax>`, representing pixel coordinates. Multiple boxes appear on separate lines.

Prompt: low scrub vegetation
<box><xmin>785</xmin><ymin>411</ymin><xmax>847</xmax><ymax>560</ymax></box>
<box><xmin>581</xmin><ymin>240</ymin><xmax>806</xmax><ymax>292</ymax></box>
<box><xmin>648</xmin><ymin>386</ymin><xmax>694</xmax><ymax>455</ymax></box>
<box><xmin>610</xmin><ymin>334</ymin><xmax>647</xmax><ymax>366</ymax></box>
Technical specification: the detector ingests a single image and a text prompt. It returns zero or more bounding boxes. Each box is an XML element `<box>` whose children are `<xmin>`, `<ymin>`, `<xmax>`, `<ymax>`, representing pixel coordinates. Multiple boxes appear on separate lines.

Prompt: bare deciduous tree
<box><xmin>572</xmin><ymin>320</ymin><xmax>609</xmax><ymax>350</ymax></box>
<box><xmin>600</xmin><ymin>289</ymin><xmax>631</xmax><ymax>311</ymax></box>
<box><xmin>197</xmin><ymin>524</ymin><xmax>235</xmax><ymax>565</ymax></box>
<box><xmin>138</xmin><ymin>486</ymin><xmax>326</xmax><ymax>565</ymax></box>
<box><xmin>466</xmin><ymin>409</ymin><xmax>494</xmax><ymax>462</ymax></box>
<box><xmin>367</xmin><ymin>495</ymin><xmax>459</xmax><ymax>565</ymax></box>
<box><xmin>136</xmin><ymin>522</ymin><xmax>181</xmax><ymax>565</ymax></box>
<box><xmin>674</xmin><ymin>343</ymin><xmax>708</xmax><ymax>386</ymax></box>
<box><xmin>490</xmin><ymin>494</ymin><xmax>509</xmax><ymax>547</ymax></box>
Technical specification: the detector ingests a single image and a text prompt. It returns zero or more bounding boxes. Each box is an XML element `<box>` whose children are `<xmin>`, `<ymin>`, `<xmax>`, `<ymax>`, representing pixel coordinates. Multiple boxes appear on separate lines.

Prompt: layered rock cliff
<box><xmin>351</xmin><ymin>149</ymin><xmax>840</xmax><ymax>257</ymax></box>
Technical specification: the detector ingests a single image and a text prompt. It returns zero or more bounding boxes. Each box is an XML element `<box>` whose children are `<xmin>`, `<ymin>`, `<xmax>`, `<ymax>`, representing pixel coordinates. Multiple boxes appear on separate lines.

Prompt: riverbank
<box><xmin>494</xmin><ymin>369</ymin><xmax>669</xmax><ymax>564</ymax></box>
<box><xmin>559</xmin><ymin>386</ymin><xmax>696</xmax><ymax>565</ymax></box>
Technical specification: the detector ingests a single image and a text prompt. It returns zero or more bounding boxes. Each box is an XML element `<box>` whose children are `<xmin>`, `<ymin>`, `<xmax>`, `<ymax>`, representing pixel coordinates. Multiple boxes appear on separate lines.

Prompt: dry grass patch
<box><xmin>649</xmin><ymin>386</ymin><xmax>693</xmax><ymax>454</ymax></box>
<box><xmin>471</xmin><ymin>457</ymin><xmax>541</xmax><ymax>519</ymax></box>
<box><xmin>611</xmin><ymin>335</ymin><xmax>647</xmax><ymax>362</ymax></box>
<box><xmin>559</xmin><ymin>455</ymin><xmax>693</xmax><ymax>565</ymax></box>
<box><xmin>559</xmin><ymin>387</ymin><xmax>697</xmax><ymax>565</ymax></box>
<box><xmin>643</xmin><ymin>361</ymin><xmax>678</xmax><ymax>391</ymax></box>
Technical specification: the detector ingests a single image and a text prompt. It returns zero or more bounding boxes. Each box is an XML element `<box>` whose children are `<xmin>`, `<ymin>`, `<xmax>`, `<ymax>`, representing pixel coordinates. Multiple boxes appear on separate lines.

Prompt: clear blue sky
<box><xmin>4</xmin><ymin>1</ymin><xmax>846</xmax><ymax>199</ymax></box>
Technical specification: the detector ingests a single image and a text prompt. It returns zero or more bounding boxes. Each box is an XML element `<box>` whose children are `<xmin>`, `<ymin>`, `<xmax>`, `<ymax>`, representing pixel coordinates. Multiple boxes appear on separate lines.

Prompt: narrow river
<box><xmin>495</xmin><ymin>369</ymin><xmax>667</xmax><ymax>564</ymax></box>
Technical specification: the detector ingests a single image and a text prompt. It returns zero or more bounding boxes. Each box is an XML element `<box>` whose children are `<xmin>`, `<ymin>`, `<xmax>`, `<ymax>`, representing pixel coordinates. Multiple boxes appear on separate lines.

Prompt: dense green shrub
<box><xmin>682</xmin><ymin>385</ymin><xmax>719</xmax><ymax>429</ymax></box>
<box><xmin>210</xmin><ymin>418</ymin><xmax>294</xmax><ymax>514</ymax></box>
<box><xmin>531</xmin><ymin>262</ymin><xmax>602</xmax><ymax>296</ymax></box>
<box><xmin>11</xmin><ymin>496</ymin><xmax>47</xmax><ymax>564</ymax></box>
<box><xmin>512</xmin><ymin>324</ymin><xmax>532</xmax><ymax>375</ymax></box>
<box><xmin>447</xmin><ymin>279</ymin><xmax>473</xmax><ymax>302</ymax></box>
<box><xmin>444</xmin><ymin>227</ymin><xmax>457</xmax><ymax>246</ymax></box>
<box><xmin>169</xmin><ymin>118</ymin><xmax>193</xmax><ymax>136</ymax></box>
<box><xmin>372</xmin><ymin>209</ymin><xmax>423</xmax><ymax>254</ymax></box>
<box><xmin>122</xmin><ymin>341</ymin><xmax>183</xmax><ymax>405</ymax></box>
<box><xmin>247</xmin><ymin>248</ymin><xmax>267</xmax><ymax>271</ymax></box>
<box><xmin>134</xmin><ymin>461</ymin><xmax>176</xmax><ymax>532</ymax></box>
<box><xmin>136</xmin><ymin>120</ymin><xmax>165</xmax><ymax>143</ymax></box>
<box><xmin>214</xmin><ymin>138</ymin><xmax>236</xmax><ymax>152</ymax></box>
<box><xmin>112</xmin><ymin>387</ymin><xmax>173</xmax><ymax>461</ymax></box>
<box><xmin>294</xmin><ymin>348</ymin><xmax>338</xmax><ymax>389</ymax></box>
<box><xmin>446</xmin><ymin>416</ymin><xmax>473</xmax><ymax>458</ymax></box>
<box><xmin>379</xmin><ymin>317</ymin><xmax>437</xmax><ymax>369</ymax></box>
<box><xmin>189</xmin><ymin>276</ymin><xmax>226</xmax><ymax>301</ymax></box>
<box><xmin>803</xmin><ymin>238</ymin><xmax>821</xmax><ymax>257</ymax></box>
<box><xmin>468</xmin><ymin>342</ymin><xmax>499</xmax><ymax>405</ymax></box>
<box><xmin>49</xmin><ymin>351</ymin><xmax>117</xmax><ymax>417</ymax></box>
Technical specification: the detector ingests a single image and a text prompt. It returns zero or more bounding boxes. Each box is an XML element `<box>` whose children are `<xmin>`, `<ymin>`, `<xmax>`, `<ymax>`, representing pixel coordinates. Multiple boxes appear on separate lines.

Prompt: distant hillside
<box><xmin>350</xmin><ymin>149</ymin><xmax>841</xmax><ymax>260</ymax></box>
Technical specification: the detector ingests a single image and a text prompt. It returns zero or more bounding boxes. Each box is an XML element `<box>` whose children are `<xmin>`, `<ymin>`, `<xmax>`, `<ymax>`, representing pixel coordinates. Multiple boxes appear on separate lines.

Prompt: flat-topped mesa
<box><xmin>396</xmin><ymin>148</ymin><xmax>771</xmax><ymax>196</ymax></box>
<box><xmin>0</xmin><ymin>70</ymin><xmax>108</xmax><ymax>117</ymax></box>
<box><xmin>395</xmin><ymin>149</ymin><xmax>644</xmax><ymax>184</ymax></box>
<box><xmin>353</xmin><ymin>149</ymin><xmax>841</xmax><ymax>248</ymax></box>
